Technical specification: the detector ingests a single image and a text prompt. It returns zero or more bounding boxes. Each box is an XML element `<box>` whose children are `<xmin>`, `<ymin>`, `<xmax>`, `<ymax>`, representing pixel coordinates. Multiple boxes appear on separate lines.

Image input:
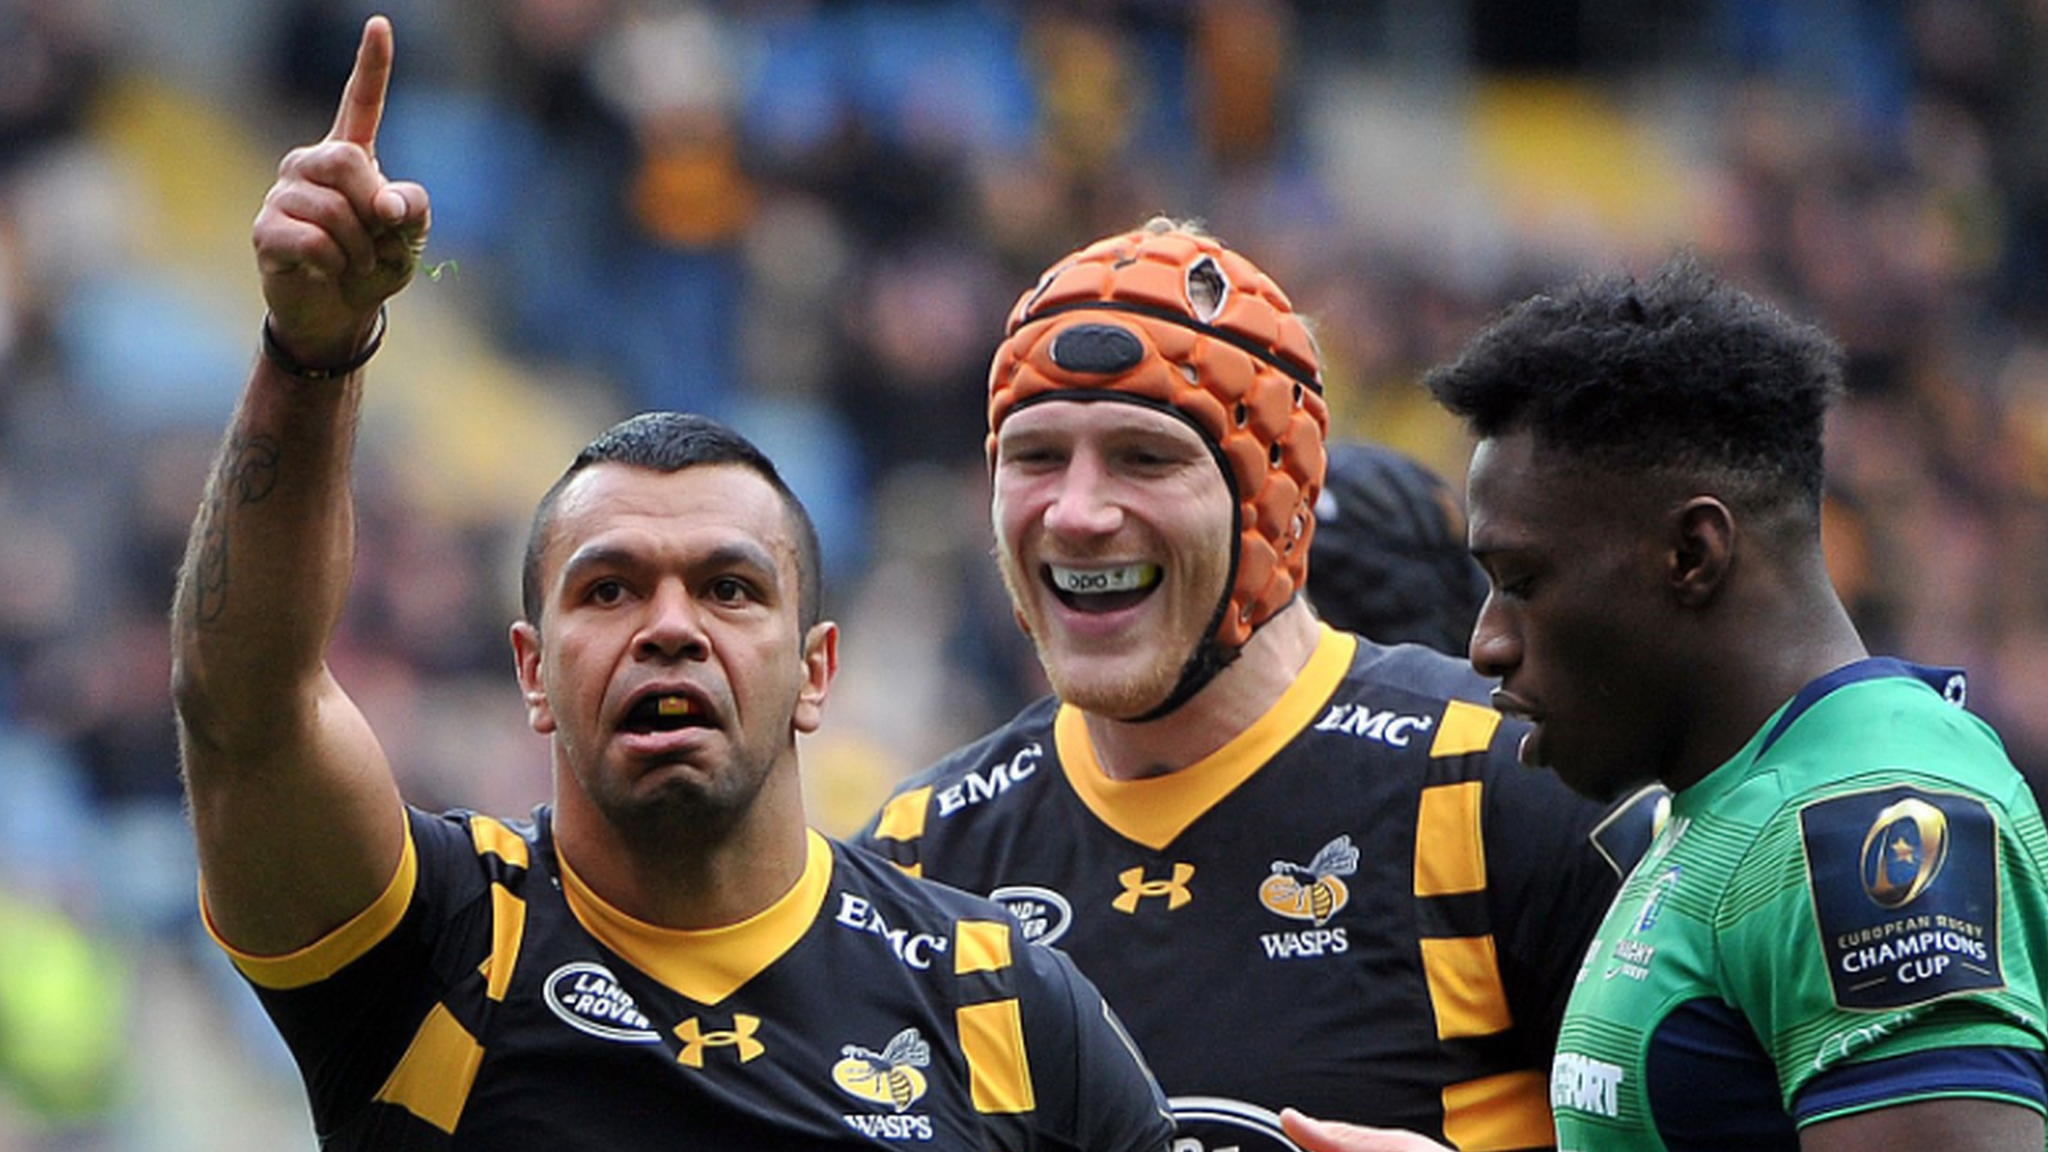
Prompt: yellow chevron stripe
<box><xmin>1443</xmin><ymin>1069</ymin><xmax>1553</xmax><ymax>1151</ymax></box>
<box><xmin>1431</xmin><ymin>700</ymin><xmax>1501</xmax><ymax>758</ymax></box>
<box><xmin>372</xmin><ymin>1001</ymin><xmax>484</xmax><ymax>1134</ymax></box>
<box><xmin>1415</xmin><ymin>781</ymin><xmax>1486</xmax><ymax>896</ymax></box>
<box><xmin>468</xmin><ymin>815</ymin><xmax>530</xmax><ymax>869</ymax></box>
<box><xmin>1419</xmin><ymin>934</ymin><xmax>1513</xmax><ymax>1039</ymax></box>
<box><xmin>874</xmin><ymin>787</ymin><xmax>933</xmax><ymax>843</ymax></box>
<box><xmin>957</xmin><ymin>998</ymin><xmax>1034</xmax><ymax>1114</ymax></box>
<box><xmin>954</xmin><ymin>920</ymin><xmax>1014</xmax><ymax>975</ymax></box>
<box><xmin>480</xmin><ymin>882</ymin><xmax>526</xmax><ymax>1002</ymax></box>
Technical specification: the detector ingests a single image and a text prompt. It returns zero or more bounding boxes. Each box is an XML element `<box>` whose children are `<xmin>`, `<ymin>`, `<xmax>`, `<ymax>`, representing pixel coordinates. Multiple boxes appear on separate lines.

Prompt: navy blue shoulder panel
<box><xmin>1757</xmin><ymin>658</ymin><xmax>1966</xmax><ymax>758</ymax></box>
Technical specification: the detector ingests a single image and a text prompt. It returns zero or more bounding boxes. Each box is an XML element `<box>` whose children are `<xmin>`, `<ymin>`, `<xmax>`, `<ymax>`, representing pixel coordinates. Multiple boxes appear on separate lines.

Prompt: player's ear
<box><xmin>511</xmin><ymin>620</ymin><xmax>556</xmax><ymax>734</ymax></box>
<box><xmin>1669</xmin><ymin>496</ymin><xmax>1733</xmax><ymax>607</ymax></box>
<box><xmin>793</xmin><ymin>621</ymin><xmax>839</xmax><ymax>735</ymax></box>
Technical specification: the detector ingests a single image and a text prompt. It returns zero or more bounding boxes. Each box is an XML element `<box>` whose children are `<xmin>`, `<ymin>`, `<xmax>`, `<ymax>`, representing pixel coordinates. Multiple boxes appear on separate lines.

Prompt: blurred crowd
<box><xmin>5</xmin><ymin>0</ymin><xmax>2048</xmax><ymax>1146</ymax></box>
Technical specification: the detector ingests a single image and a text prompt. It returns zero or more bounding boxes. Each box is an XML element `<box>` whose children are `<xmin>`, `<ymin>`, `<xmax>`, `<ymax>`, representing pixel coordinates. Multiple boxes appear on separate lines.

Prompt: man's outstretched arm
<box><xmin>170</xmin><ymin>15</ymin><xmax>431</xmax><ymax>957</ymax></box>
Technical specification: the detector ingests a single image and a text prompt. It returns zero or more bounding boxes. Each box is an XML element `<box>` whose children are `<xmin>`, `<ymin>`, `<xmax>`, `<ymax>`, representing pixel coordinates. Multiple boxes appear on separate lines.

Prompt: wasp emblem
<box><xmin>1259</xmin><ymin>835</ymin><xmax>1359</xmax><ymax>925</ymax></box>
<box><xmin>831</xmin><ymin>1027</ymin><xmax>932</xmax><ymax>1113</ymax></box>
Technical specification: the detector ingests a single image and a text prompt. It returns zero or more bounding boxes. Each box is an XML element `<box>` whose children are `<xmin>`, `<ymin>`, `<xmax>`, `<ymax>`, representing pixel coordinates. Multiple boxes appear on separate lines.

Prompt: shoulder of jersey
<box><xmin>834</xmin><ymin>839</ymin><xmax>1031</xmax><ymax>930</ymax></box>
<box><xmin>887</xmin><ymin>696</ymin><xmax>1063</xmax><ymax>796</ymax></box>
<box><xmin>1348</xmin><ymin>637</ymin><xmax>1499</xmax><ymax>708</ymax></box>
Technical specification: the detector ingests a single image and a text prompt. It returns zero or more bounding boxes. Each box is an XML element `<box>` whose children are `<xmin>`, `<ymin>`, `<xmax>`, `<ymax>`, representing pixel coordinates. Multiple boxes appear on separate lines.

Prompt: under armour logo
<box><xmin>676</xmin><ymin>1015</ymin><xmax>765</xmax><ymax>1067</ymax></box>
<box><xmin>1113</xmin><ymin>863</ymin><xmax>1195</xmax><ymax>913</ymax></box>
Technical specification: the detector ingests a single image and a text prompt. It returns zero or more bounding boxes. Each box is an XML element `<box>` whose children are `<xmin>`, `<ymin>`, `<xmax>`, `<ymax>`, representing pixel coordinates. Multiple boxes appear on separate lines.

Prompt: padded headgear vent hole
<box><xmin>1187</xmin><ymin>255</ymin><xmax>1229</xmax><ymax>323</ymax></box>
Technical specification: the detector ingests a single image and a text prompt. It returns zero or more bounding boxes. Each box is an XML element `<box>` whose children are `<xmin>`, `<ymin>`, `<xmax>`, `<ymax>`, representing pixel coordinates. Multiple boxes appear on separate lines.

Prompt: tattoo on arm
<box><xmin>190</xmin><ymin>433</ymin><xmax>282</xmax><ymax>624</ymax></box>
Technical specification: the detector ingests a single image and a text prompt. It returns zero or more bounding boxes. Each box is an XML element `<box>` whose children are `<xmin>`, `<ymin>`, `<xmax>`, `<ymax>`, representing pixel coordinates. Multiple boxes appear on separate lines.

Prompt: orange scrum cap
<box><xmin>988</xmin><ymin>222</ymin><xmax>1330</xmax><ymax>650</ymax></box>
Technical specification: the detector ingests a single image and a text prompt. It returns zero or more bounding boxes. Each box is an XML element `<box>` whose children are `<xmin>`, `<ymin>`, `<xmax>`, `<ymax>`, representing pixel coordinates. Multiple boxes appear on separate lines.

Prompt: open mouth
<box><xmin>621</xmin><ymin>693</ymin><xmax>711</xmax><ymax>735</ymax></box>
<box><xmin>1044</xmin><ymin>563</ymin><xmax>1161</xmax><ymax>614</ymax></box>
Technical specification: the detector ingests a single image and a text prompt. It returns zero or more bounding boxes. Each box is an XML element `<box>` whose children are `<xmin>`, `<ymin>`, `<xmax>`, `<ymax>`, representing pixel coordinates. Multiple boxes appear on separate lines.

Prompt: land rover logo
<box><xmin>991</xmin><ymin>885</ymin><xmax>1073</xmax><ymax>947</ymax></box>
<box><xmin>545</xmin><ymin>962</ymin><xmax>661</xmax><ymax>1043</ymax></box>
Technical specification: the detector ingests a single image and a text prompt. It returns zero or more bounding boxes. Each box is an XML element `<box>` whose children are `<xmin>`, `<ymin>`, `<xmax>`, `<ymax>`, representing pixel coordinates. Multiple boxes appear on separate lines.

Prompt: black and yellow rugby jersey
<box><xmin>857</xmin><ymin>625</ymin><xmax>1657</xmax><ymax>1152</ymax></box>
<box><xmin>208</xmin><ymin>808</ymin><xmax>1174</xmax><ymax>1151</ymax></box>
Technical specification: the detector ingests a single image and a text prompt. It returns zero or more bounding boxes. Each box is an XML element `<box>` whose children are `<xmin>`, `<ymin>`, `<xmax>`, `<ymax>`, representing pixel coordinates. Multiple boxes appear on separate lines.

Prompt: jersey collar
<box><xmin>1055</xmin><ymin>624</ymin><xmax>1356</xmax><ymax>849</ymax></box>
<box><xmin>557</xmin><ymin>828</ymin><xmax>834</xmax><ymax>1005</ymax></box>
<box><xmin>1755</xmin><ymin>657</ymin><xmax>1967</xmax><ymax>759</ymax></box>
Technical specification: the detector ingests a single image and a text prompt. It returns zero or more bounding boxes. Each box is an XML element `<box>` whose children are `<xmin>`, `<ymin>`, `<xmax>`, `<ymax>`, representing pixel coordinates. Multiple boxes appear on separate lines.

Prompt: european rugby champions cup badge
<box><xmin>1800</xmin><ymin>786</ymin><xmax>2004</xmax><ymax>1010</ymax></box>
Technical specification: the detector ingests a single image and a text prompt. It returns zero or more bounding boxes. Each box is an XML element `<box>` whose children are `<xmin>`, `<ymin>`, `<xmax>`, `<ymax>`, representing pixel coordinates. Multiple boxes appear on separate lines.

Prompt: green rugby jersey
<box><xmin>207</xmin><ymin>807</ymin><xmax>1173</xmax><ymax>1151</ymax></box>
<box><xmin>1553</xmin><ymin>658</ymin><xmax>2048</xmax><ymax>1152</ymax></box>
<box><xmin>858</xmin><ymin>625</ymin><xmax>1658</xmax><ymax>1152</ymax></box>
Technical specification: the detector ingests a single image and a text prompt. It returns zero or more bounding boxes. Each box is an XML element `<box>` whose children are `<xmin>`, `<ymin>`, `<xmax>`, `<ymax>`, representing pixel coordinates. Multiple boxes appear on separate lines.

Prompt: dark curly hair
<box><xmin>1424</xmin><ymin>254</ymin><xmax>1845</xmax><ymax>525</ymax></box>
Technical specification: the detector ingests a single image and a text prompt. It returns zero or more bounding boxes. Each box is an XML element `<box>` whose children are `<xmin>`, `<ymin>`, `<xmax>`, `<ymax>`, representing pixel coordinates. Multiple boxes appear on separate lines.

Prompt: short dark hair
<box><xmin>1424</xmin><ymin>254</ymin><xmax>1845</xmax><ymax>523</ymax></box>
<box><xmin>521</xmin><ymin>412</ymin><xmax>824</xmax><ymax>631</ymax></box>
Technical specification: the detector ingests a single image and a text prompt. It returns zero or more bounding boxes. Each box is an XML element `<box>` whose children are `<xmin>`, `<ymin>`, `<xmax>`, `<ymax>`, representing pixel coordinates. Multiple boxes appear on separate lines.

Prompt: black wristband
<box><xmin>260</xmin><ymin>307</ymin><xmax>387</xmax><ymax>381</ymax></box>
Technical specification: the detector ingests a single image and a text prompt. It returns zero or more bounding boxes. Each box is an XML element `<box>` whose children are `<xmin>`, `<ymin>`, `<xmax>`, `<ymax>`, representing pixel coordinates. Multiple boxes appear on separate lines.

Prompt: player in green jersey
<box><xmin>1282</xmin><ymin>257</ymin><xmax>2048</xmax><ymax>1152</ymax></box>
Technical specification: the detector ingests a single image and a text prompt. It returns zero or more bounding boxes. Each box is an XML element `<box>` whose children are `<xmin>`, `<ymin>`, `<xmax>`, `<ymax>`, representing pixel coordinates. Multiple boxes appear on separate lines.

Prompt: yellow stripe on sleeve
<box><xmin>957</xmin><ymin>998</ymin><xmax>1035</xmax><ymax>1114</ymax></box>
<box><xmin>1418</xmin><ymin>934</ymin><xmax>1514</xmax><ymax>1039</ymax></box>
<box><xmin>1430</xmin><ymin>700</ymin><xmax>1502</xmax><ymax>758</ymax></box>
<box><xmin>372</xmin><ymin>1001</ymin><xmax>485</xmax><ymax>1134</ymax></box>
<box><xmin>873</xmin><ymin>787</ymin><xmax>933</xmax><ymax>843</ymax></box>
<box><xmin>468</xmin><ymin>815</ymin><xmax>530</xmax><ymax>869</ymax></box>
<box><xmin>1414</xmin><ymin>781</ymin><xmax>1486</xmax><ymax>896</ymax></box>
<box><xmin>1442</xmin><ymin>1069</ymin><xmax>1554</xmax><ymax>1151</ymax></box>
<box><xmin>954</xmin><ymin>920</ymin><xmax>1014</xmax><ymax>975</ymax></box>
<box><xmin>209</xmin><ymin>812</ymin><xmax>419</xmax><ymax>990</ymax></box>
<box><xmin>480</xmin><ymin>882</ymin><xmax>527</xmax><ymax>1002</ymax></box>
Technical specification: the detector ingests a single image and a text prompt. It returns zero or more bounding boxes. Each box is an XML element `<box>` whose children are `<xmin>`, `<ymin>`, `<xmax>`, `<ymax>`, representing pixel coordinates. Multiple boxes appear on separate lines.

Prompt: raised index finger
<box><xmin>329</xmin><ymin>15</ymin><xmax>394</xmax><ymax>152</ymax></box>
